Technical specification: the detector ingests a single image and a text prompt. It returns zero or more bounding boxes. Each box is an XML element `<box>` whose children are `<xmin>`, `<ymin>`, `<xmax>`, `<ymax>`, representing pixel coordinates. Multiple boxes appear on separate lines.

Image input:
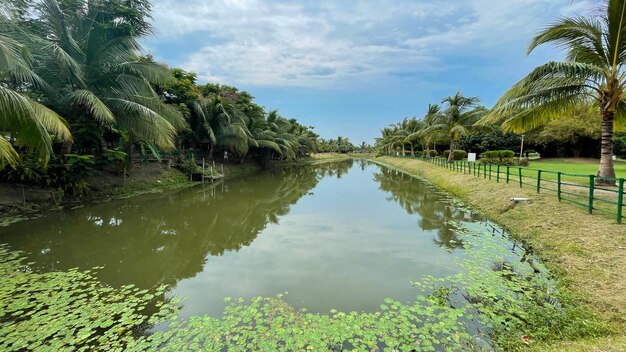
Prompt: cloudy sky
<box><xmin>143</xmin><ymin>0</ymin><xmax>596</xmax><ymax>143</ymax></box>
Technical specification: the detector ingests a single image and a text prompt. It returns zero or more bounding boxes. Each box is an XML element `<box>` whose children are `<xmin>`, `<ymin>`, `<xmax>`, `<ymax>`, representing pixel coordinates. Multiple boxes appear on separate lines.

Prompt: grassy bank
<box><xmin>308</xmin><ymin>152</ymin><xmax>373</xmax><ymax>164</ymax></box>
<box><xmin>371</xmin><ymin>156</ymin><xmax>626</xmax><ymax>351</ymax></box>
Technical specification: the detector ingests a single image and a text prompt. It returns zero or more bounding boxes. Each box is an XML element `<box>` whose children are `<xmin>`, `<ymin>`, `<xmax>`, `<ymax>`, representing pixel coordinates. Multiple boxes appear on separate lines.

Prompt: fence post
<box><xmin>484</xmin><ymin>163</ymin><xmax>487</xmax><ymax>179</ymax></box>
<box><xmin>488</xmin><ymin>164</ymin><xmax>492</xmax><ymax>180</ymax></box>
<box><xmin>618</xmin><ymin>178</ymin><xmax>624</xmax><ymax>224</ymax></box>
<box><xmin>496</xmin><ymin>165</ymin><xmax>500</xmax><ymax>183</ymax></box>
<box><xmin>588</xmin><ymin>175</ymin><xmax>594</xmax><ymax>215</ymax></box>
<box><xmin>506</xmin><ymin>166</ymin><xmax>510</xmax><ymax>183</ymax></box>
<box><xmin>536</xmin><ymin>170</ymin><xmax>542</xmax><ymax>193</ymax></box>
<box><xmin>518</xmin><ymin>168</ymin><xmax>522</xmax><ymax>188</ymax></box>
<box><xmin>557</xmin><ymin>172</ymin><xmax>562</xmax><ymax>201</ymax></box>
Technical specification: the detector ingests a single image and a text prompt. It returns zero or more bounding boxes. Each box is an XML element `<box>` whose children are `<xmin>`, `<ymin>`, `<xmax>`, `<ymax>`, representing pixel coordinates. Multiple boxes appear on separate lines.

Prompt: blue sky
<box><xmin>143</xmin><ymin>0</ymin><xmax>596</xmax><ymax>144</ymax></box>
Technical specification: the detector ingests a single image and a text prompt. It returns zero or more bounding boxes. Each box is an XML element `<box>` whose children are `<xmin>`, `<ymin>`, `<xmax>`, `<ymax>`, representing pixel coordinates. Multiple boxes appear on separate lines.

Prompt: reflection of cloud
<box><xmin>147</xmin><ymin>0</ymin><xmax>584</xmax><ymax>88</ymax></box>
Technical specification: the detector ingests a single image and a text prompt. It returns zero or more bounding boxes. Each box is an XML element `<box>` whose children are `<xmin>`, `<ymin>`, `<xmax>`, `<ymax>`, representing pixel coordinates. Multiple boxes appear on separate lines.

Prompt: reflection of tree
<box><xmin>373</xmin><ymin>167</ymin><xmax>478</xmax><ymax>250</ymax></box>
<box><xmin>311</xmin><ymin>159</ymin><xmax>354</xmax><ymax>179</ymax></box>
<box><xmin>0</xmin><ymin>163</ymin><xmax>352</xmax><ymax>289</ymax></box>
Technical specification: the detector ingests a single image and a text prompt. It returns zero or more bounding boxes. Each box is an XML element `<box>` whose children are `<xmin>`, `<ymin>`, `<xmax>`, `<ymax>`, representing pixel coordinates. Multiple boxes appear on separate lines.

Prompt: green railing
<box><xmin>416</xmin><ymin>156</ymin><xmax>625</xmax><ymax>224</ymax></box>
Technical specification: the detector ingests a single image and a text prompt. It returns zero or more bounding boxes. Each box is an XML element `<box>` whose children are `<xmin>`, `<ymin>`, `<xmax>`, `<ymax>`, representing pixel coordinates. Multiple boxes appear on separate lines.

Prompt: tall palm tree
<box><xmin>480</xmin><ymin>0</ymin><xmax>626</xmax><ymax>184</ymax></box>
<box><xmin>0</xmin><ymin>8</ymin><xmax>71</xmax><ymax>169</ymax></box>
<box><xmin>426</xmin><ymin>92</ymin><xmax>485</xmax><ymax>161</ymax></box>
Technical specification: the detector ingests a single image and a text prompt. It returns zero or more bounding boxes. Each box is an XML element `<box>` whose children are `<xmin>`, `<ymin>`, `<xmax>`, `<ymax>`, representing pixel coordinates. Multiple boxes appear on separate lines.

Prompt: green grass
<box><xmin>526</xmin><ymin>159</ymin><xmax>626</xmax><ymax>178</ymax></box>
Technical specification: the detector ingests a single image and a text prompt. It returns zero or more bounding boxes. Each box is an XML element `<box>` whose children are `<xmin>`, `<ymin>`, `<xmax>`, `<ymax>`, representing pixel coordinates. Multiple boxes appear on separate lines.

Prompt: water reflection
<box><xmin>0</xmin><ymin>159</ymin><xmax>485</xmax><ymax>316</ymax></box>
<box><xmin>373</xmin><ymin>167</ymin><xmax>479</xmax><ymax>250</ymax></box>
<box><xmin>0</xmin><ymin>161</ymin><xmax>353</xmax><ymax>289</ymax></box>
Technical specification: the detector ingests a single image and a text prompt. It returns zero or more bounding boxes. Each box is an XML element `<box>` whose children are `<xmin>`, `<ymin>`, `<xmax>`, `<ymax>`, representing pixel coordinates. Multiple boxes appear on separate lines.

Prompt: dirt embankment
<box><xmin>0</xmin><ymin>161</ymin><xmax>264</xmax><ymax>224</ymax></box>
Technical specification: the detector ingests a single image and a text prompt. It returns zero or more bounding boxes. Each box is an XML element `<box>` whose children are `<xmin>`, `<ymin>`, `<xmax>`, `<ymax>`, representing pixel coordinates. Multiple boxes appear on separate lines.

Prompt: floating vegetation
<box><xmin>0</xmin><ymin>214</ymin><xmax>609</xmax><ymax>351</ymax></box>
<box><xmin>0</xmin><ymin>245</ymin><xmax>179</xmax><ymax>351</ymax></box>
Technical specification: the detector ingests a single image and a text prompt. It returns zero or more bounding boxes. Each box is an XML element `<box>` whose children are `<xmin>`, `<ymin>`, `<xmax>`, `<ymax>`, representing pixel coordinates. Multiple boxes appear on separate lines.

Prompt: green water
<box><xmin>0</xmin><ymin>160</ymin><xmax>481</xmax><ymax>319</ymax></box>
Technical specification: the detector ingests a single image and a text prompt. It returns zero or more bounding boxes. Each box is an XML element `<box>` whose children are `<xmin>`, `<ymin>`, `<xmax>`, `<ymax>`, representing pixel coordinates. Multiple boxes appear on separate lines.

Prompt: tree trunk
<box><xmin>410</xmin><ymin>144</ymin><xmax>414</xmax><ymax>157</ymax></box>
<box><xmin>401</xmin><ymin>144</ymin><xmax>405</xmax><ymax>157</ymax></box>
<box><xmin>598</xmin><ymin>110</ymin><xmax>616</xmax><ymax>185</ymax></box>
<box><xmin>448</xmin><ymin>139</ymin><xmax>454</xmax><ymax>161</ymax></box>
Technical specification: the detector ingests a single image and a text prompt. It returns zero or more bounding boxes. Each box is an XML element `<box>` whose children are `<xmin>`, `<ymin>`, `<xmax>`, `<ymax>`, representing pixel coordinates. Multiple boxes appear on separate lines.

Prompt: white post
<box><xmin>519</xmin><ymin>134</ymin><xmax>525</xmax><ymax>161</ymax></box>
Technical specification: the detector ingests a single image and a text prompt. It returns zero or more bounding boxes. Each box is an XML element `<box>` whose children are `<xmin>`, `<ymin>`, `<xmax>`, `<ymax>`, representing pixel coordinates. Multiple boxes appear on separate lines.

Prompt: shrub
<box><xmin>443</xmin><ymin>150</ymin><xmax>468</xmax><ymax>160</ymax></box>
<box><xmin>517</xmin><ymin>158</ymin><xmax>530</xmax><ymax>167</ymax></box>
<box><xmin>480</xmin><ymin>150</ymin><xmax>517</xmax><ymax>165</ymax></box>
<box><xmin>453</xmin><ymin>150</ymin><xmax>467</xmax><ymax>159</ymax></box>
<box><xmin>427</xmin><ymin>150</ymin><xmax>439</xmax><ymax>157</ymax></box>
<box><xmin>0</xmin><ymin>154</ymin><xmax>95</xmax><ymax>194</ymax></box>
<box><xmin>415</xmin><ymin>151</ymin><xmax>424</xmax><ymax>158</ymax></box>
<box><xmin>95</xmin><ymin>149</ymin><xmax>128</xmax><ymax>173</ymax></box>
<box><xmin>178</xmin><ymin>155</ymin><xmax>199</xmax><ymax>175</ymax></box>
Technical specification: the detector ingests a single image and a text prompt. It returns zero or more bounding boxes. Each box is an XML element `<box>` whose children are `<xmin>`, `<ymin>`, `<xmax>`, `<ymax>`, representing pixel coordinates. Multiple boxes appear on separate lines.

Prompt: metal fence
<box><xmin>419</xmin><ymin>156</ymin><xmax>625</xmax><ymax>224</ymax></box>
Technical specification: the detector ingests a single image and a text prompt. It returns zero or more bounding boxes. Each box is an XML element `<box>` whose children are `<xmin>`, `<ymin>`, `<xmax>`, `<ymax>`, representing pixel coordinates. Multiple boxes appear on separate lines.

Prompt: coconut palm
<box><xmin>29</xmin><ymin>0</ymin><xmax>184</xmax><ymax>153</ymax></box>
<box><xmin>425</xmin><ymin>92</ymin><xmax>485</xmax><ymax>161</ymax></box>
<box><xmin>479</xmin><ymin>0</ymin><xmax>626</xmax><ymax>184</ymax></box>
<box><xmin>0</xmin><ymin>11</ymin><xmax>71</xmax><ymax>169</ymax></box>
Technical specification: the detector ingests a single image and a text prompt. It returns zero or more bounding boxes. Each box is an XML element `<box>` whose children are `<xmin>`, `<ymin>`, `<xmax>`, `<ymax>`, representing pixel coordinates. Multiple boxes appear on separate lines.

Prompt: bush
<box><xmin>0</xmin><ymin>154</ymin><xmax>96</xmax><ymax>195</ymax></box>
<box><xmin>427</xmin><ymin>150</ymin><xmax>439</xmax><ymax>157</ymax></box>
<box><xmin>414</xmin><ymin>151</ymin><xmax>424</xmax><ymax>158</ymax></box>
<box><xmin>178</xmin><ymin>155</ymin><xmax>199</xmax><ymax>175</ymax></box>
<box><xmin>453</xmin><ymin>150</ymin><xmax>467</xmax><ymax>160</ymax></box>
<box><xmin>517</xmin><ymin>158</ymin><xmax>530</xmax><ymax>167</ymax></box>
<box><xmin>95</xmin><ymin>149</ymin><xmax>128</xmax><ymax>173</ymax></box>
<box><xmin>480</xmin><ymin>150</ymin><xmax>517</xmax><ymax>165</ymax></box>
<box><xmin>443</xmin><ymin>150</ymin><xmax>468</xmax><ymax>160</ymax></box>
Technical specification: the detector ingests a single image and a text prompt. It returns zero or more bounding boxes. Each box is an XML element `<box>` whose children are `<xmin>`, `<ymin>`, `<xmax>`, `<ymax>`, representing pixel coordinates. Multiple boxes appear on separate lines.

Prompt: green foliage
<box><xmin>178</xmin><ymin>154</ymin><xmax>199</xmax><ymax>175</ymax></box>
<box><xmin>94</xmin><ymin>149</ymin><xmax>128</xmax><ymax>172</ymax></box>
<box><xmin>613</xmin><ymin>132</ymin><xmax>626</xmax><ymax>159</ymax></box>
<box><xmin>0</xmin><ymin>154</ymin><xmax>96</xmax><ymax>194</ymax></box>
<box><xmin>480</xmin><ymin>150</ymin><xmax>519</xmax><ymax>165</ymax></box>
<box><xmin>458</xmin><ymin>132</ymin><xmax>521</xmax><ymax>154</ymax></box>
<box><xmin>443</xmin><ymin>150</ymin><xmax>468</xmax><ymax>160</ymax></box>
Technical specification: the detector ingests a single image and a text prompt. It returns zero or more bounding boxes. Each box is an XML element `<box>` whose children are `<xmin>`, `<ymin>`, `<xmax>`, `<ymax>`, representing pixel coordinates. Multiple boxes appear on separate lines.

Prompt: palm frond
<box><xmin>66</xmin><ymin>89</ymin><xmax>115</xmax><ymax>124</ymax></box>
<box><xmin>0</xmin><ymin>135</ymin><xmax>19</xmax><ymax>169</ymax></box>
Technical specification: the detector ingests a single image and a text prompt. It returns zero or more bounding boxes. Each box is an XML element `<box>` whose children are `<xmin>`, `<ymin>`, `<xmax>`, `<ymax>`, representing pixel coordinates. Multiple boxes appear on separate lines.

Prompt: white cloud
<box><xmin>147</xmin><ymin>0</ymin><xmax>582</xmax><ymax>88</ymax></box>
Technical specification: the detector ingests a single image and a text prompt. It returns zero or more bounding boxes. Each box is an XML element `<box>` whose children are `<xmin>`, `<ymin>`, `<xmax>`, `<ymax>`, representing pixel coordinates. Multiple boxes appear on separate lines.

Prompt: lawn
<box><xmin>526</xmin><ymin>158</ymin><xmax>626</xmax><ymax>178</ymax></box>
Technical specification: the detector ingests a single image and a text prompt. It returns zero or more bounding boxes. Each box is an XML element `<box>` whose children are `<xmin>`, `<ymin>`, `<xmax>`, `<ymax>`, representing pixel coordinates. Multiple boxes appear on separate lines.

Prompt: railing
<box><xmin>417</xmin><ymin>156</ymin><xmax>625</xmax><ymax>224</ymax></box>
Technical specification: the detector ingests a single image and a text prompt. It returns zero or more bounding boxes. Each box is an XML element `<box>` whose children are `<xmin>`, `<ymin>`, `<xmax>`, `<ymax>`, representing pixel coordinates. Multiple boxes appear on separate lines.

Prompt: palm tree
<box><xmin>0</xmin><ymin>9</ymin><xmax>71</xmax><ymax>169</ymax></box>
<box><xmin>29</xmin><ymin>0</ymin><xmax>184</xmax><ymax>154</ymax></box>
<box><xmin>426</xmin><ymin>92</ymin><xmax>485</xmax><ymax>161</ymax></box>
<box><xmin>480</xmin><ymin>0</ymin><xmax>626</xmax><ymax>184</ymax></box>
<box><xmin>396</xmin><ymin>117</ymin><xmax>421</xmax><ymax>157</ymax></box>
<box><xmin>405</xmin><ymin>104</ymin><xmax>443</xmax><ymax>156</ymax></box>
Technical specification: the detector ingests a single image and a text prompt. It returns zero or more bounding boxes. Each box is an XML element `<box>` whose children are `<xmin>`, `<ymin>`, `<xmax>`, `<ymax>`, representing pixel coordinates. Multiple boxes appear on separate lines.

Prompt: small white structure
<box><xmin>467</xmin><ymin>153</ymin><xmax>477</xmax><ymax>162</ymax></box>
